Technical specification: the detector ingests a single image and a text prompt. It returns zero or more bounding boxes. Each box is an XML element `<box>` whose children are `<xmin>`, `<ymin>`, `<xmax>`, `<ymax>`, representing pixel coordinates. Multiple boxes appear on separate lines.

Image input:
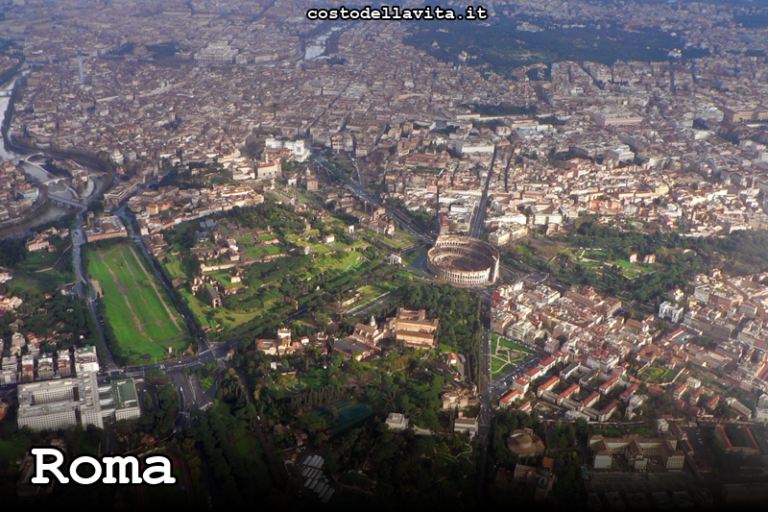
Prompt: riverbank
<box><xmin>0</xmin><ymin>61</ymin><xmax>115</xmax><ymax>198</ymax></box>
<box><xmin>8</xmin><ymin>136</ymin><xmax>116</xmax><ymax>197</ymax></box>
<box><xmin>0</xmin><ymin>71</ymin><xmax>25</xmax><ymax>158</ymax></box>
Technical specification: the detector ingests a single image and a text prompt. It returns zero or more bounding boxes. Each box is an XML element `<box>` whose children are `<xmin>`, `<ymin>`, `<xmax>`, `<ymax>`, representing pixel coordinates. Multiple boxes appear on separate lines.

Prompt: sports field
<box><xmin>88</xmin><ymin>243</ymin><xmax>191</xmax><ymax>365</ymax></box>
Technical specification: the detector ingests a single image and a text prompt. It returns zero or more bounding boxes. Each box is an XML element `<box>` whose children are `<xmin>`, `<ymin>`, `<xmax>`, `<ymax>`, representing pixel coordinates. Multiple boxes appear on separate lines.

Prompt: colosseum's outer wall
<box><xmin>427</xmin><ymin>236</ymin><xmax>500</xmax><ymax>286</ymax></box>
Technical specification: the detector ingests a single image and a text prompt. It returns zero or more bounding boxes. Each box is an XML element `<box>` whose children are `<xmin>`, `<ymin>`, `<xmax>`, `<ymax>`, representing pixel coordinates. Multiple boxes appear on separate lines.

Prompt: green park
<box><xmin>490</xmin><ymin>334</ymin><xmax>536</xmax><ymax>379</ymax></box>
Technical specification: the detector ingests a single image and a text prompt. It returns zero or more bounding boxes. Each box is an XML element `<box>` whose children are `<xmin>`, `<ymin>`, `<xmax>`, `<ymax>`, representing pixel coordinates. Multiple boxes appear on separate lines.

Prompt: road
<box><xmin>168</xmin><ymin>370</ymin><xmax>215</xmax><ymax>429</ymax></box>
<box><xmin>315</xmin><ymin>153</ymin><xmax>435</xmax><ymax>244</ymax></box>
<box><xmin>120</xmin><ymin>336</ymin><xmax>239</xmax><ymax>376</ymax></box>
<box><xmin>345</xmin><ymin>291</ymin><xmax>393</xmax><ymax>317</ymax></box>
<box><xmin>70</xmin><ymin>207</ymin><xmax>120</xmax><ymax>373</ymax></box>
<box><xmin>468</xmin><ymin>146</ymin><xmax>497</xmax><ymax>239</ymax></box>
<box><xmin>476</xmin><ymin>328</ymin><xmax>492</xmax><ymax>503</ymax></box>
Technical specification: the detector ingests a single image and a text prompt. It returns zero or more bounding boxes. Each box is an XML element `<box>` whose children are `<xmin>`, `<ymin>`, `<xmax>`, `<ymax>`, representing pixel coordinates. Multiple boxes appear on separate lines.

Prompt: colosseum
<box><xmin>427</xmin><ymin>236</ymin><xmax>500</xmax><ymax>286</ymax></box>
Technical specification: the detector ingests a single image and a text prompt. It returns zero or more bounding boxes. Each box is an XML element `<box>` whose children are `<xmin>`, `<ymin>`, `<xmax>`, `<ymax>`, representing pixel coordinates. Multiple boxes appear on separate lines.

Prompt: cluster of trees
<box><xmin>230</xmin><ymin>247</ymin><xmax>382</xmax><ymax>319</ymax></box>
<box><xmin>183</xmin><ymin>406</ymin><xmax>273</xmax><ymax>507</ymax></box>
<box><xmin>157</xmin><ymin>167</ymin><xmax>209</xmax><ymax>189</ymax></box>
<box><xmin>549</xmin><ymin>423</ymin><xmax>576</xmax><ymax>450</ymax></box>
<box><xmin>384</xmin><ymin>197</ymin><xmax>434</xmax><ymax>233</ymax></box>
<box><xmin>42</xmin><ymin>159</ymin><xmax>72</xmax><ymax>178</ymax></box>
<box><xmin>0</xmin><ymin>287</ymin><xmax>105</xmax><ymax>365</ymax></box>
<box><xmin>152</xmin><ymin>383</ymin><xmax>180</xmax><ymax>437</ymax></box>
<box><xmin>540</xmin><ymin>220</ymin><xmax>768</xmax><ymax>304</ymax></box>
<box><xmin>526</xmin><ymin>67</ymin><xmax>551</xmax><ymax>81</ymax></box>
<box><xmin>489</xmin><ymin>411</ymin><xmax>585</xmax><ymax>502</ymax></box>
<box><xmin>564</xmin><ymin>218</ymin><xmax>768</xmax><ymax>276</ymax></box>
<box><xmin>226</xmin><ymin>324</ymin><xmax>482</xmax><ymax>507</ymax></box>
<box><xmin>550</xmin><ymin>450</ymin><xmax>584</xmax><ymax>500</ymax></box>
<box><xmin>115</xmin><ymin>383</ymin><xmax>177</xmax><ymax>449</ymax></box>
<box><xmin>365</xmin><ymin>369</ymin><xmax>446</xmax><ymax>432</ymax></box>
<box><xmin>162</xmin><ymin>222</ymin><xmax>199</xmax><ymax>252</ymax></box>
<box><xmin>395</xmin><ymin>282</ymin><xmax>482</xmax><ymax>381</ymax></box>
<box><xmin>735</xmin><ymin>13</ymin><xmax>768</xmax><ymax>29</ymax></box>
<box><xmin>234</xmin><ymin>347</ymin><xmax>346</xmax><ymax>430</ymax></box>
<box><xmin>219</xmin><ymin>371</ymin><xmax>258</xmax><ymax>422</ymax></box>
<box><xmin>712</xmin><ymin>229</ymin><xmax>768</xmax><ymax>275</ymax></box>
<box><xmin>191</xmin><ymin>361</ymin><xmax>218</xmax><ymax>388</ymax></box>
<box><xmin>490</xmin><ymin>409</ymin><xmax>544</xmax><ymax>467</ymax></box>
<box><xmin>396</xmin><ymin>283</ymin><xmax>480</xmax><ymax>351</ymax></box>
<box><xmin>538</xmin><ymin>114</ymin><xmax>566</xmax><ymax>126</ymax></box>
<box><xmin>224</xmin><ymin>201</ymin><xmax>306</xmax><ymax>236</ymax></box>
<box><xmin>1</xmin><ymin>289</ymin><xmax>84</xmax><ymax>340</ymax></box>
<box><xmin>405</xmin><ymin>16</ymin><xmax>708</xmax><ymax>75</ymax></box>
<box><xmin>0</xmin><ymin>214</ymin><xmax>76</xmax><ymax>269</ymax></box>
<box><xmin>237</xmin><ymin>258</ymin><xmax>328</xmax><ymax>309</ymax></box>
<box><xmin>317</xmin><ymin>420</ymin><xmax>478</xmax><ymax>509</ymax></box>
<box><xmin>0</xmin><ymin>238</ymin><xmax>26</xmax><ymax>268</ymax></box>
<box><xmin>554</xmin><ymin>251</ymin><xmax>702</xmax><ymax>304</ymax></box>
<box><xmin>289</xmin><ymin>384</ymin><xmax>346</xmax><ymax>412</ymax></box>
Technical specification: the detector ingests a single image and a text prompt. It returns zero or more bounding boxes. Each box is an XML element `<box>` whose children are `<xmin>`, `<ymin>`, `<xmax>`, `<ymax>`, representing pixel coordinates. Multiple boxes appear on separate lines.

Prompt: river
<box><xmin>0</xmin><ymin>72</ymin><xmax>73</xmax><ymax>236</ymax></box>
<box><xmin>0</xmin><ymin>69</ymin><xmax>108</xmax><ymax>237</ymax></box>
<box><xmin>304</xmin><ymin>26</ymin><xmax>342</xmax><ymax>61</ymax></box>
<box><xmin>0</xmin><ymin>72</ymin><xmax>20</xmax><ymax>160</ymax></box>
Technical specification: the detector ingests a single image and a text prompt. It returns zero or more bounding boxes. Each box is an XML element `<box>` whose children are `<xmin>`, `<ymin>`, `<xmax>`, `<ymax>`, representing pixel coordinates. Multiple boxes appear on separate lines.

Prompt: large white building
<box><xmin>385</xmin><ymin>412</ymin><xmax>409</xmax><ymax>432</ymax></box>
<box><xmin>453</xmin><ymin>139</ymin><xmax>494</xmax><ymax>154</ymax></box>
<box><xmin>195</xmin><ymin>42</ymin><xmax>239</xmax><ymax>65</ymax></box>
<box><xmin>265</xmin><ymin>137</ymin><xmax>310</xmax><ymax>162</ymax></box>
<box><xmin>754</xmin><ymin>395</ymin><xmax>768</xmax><ymax>424</ymax></box>
<box><xmin>659</xmin><ymin>301</ymin><xmax>684</xmax><ymax>323</ymax></box>
<box><xmin>16</xmin><ymin>346</ymin><xmax>141</xmax><ymax>431</ymax></box>
<box><xmin>17</xmin><ymin>375</ymin><xmax>142</xmax><ymax>431</ymax></box>
<box><xmin>17</xmin><ymin>373</ymin><xmax>106</xmax><ymax>432</ymax></box>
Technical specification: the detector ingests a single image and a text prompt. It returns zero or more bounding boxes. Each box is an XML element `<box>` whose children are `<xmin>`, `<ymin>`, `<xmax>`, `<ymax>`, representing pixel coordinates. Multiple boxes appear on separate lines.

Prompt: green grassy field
<box><xmin>490</xmin><ymin>334</ymin><xmax>536</xmax><ymax>379</ymax></box>
<box><xmin>161</xmin><ymin>253</ymin><xmax>188</xmax><ymax>280</ymax></box>
<box><xmin>88</xmin><ymin>243</ymin><xmax>192</xmax><ymax>365</ymax></box>
<box><xmin>362</xmin><ymin>230</ymin><xmax>415</xmax><ymax>249</ymax></box>
<box><xmin>6</xmin><ymin>276</ymin><xmax>49</xmax><ymax>294</ymax></box>
<box><xmin>18</xmin><ymin>248</ymin><xmax>61</xmax><ymax>271</ymax></box>
<box><xmin>491</xmin><ymin>357</ymin><xmax>510</xmax><ymax>376</ymax></box>
<box><xmin>576</xmin><ymin>250</ymin><xmax>655</xmax><ymax>279</ymax></box>
<box><xmin>236</xmin><ymin>235</ymin><xmax>255</xmax><ymax>246</ymax></box>
<box><xmin>638</xmin><ymin>365</ymin><xmax>678</xmax><ymax>384</ymax></box>
<box><xmin>295</xmin><ymin>249</ymin><xmax>365</xmax><ymax>280</ymax></box>
<box><xmin>244</xmin><ymin>245</ymin><xmax>282</xmax><ymax>259</ymax></box>
<box><xmin>210</xmin><ymin>270</ymin><xmax>244</xmax><ymax>289</ymax></box>
<box><xmin>180</xmin><ymin>289</ymin><xmax>262</xmax><ymax>330</ymax></box>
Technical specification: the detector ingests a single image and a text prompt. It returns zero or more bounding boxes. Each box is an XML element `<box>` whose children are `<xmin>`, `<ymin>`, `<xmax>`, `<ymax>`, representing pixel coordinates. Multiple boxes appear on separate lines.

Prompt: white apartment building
<box><xmin>659</xmin><ymin>301</ymin><xmax>685</xmax><ymax>323</ymax></box>
<box><xmin>74</xmin><ymin>346</ymin><xmax>99</xmax><ymax>375</ymax></box>
<box><xmin>17</xmin><ymin>373</ymin><xmax>104</xmax><ymax>432</ymax></box>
